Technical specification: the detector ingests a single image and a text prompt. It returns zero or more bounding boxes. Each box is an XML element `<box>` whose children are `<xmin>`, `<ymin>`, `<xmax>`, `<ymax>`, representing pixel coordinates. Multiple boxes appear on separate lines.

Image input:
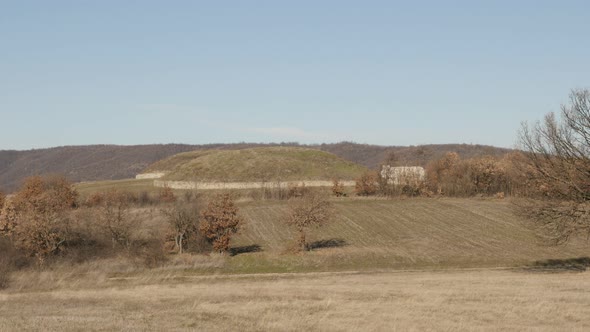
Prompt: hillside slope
<box><xmin>146</xmin><ymin>147</ymin><xmax>368</xmax><ymax>182</ymax></box>
<box><xmin>229</xmin><ymin>198</ymin><xmax>589</xmax><ymax>270</ymax></box>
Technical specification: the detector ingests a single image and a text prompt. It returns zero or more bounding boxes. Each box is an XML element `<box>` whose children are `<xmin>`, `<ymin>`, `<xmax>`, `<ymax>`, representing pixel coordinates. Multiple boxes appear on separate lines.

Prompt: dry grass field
<box><xmin>2</xmin><ymin>197</ymin><xmax>589</xmax><ymax>330</ymax></box>
<box><xmin>1</xmin><ymin>269</ymin><xmax>589</xmax><ymax>331</ymax></box>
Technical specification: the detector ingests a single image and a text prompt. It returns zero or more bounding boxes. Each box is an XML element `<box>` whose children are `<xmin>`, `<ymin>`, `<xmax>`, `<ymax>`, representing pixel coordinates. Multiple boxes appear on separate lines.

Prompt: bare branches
<box><xmin>518</xmin><ymin>89</ymin><xmax>590</xmax><ymax>202</ymax></box>
<box><xmin>287</xmin><ymin>193</ymin><xmax>333</xmax><ymax>251</ymax></box>
<box><xmin>517</xmin><ymin>89</ymin><xmax>590</xmax><ymax>243</ymax></box>
<box><xmin>162</xmin><ymin>202</ymin><xmax>200</xmax><ymax>254</ymax></box>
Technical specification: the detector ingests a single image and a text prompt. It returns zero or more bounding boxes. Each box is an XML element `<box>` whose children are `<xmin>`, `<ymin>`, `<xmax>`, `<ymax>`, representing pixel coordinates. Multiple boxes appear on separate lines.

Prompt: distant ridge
<box><xmin>0</xmin><ymin>142</ymin><xmax>511</xmax><ymax>192</ymax></box>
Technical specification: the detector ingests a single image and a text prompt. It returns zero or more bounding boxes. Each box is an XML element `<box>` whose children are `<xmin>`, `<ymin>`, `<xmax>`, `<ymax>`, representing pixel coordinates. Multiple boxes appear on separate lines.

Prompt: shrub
<box><xmin>158</xmin><ymin>186</ymin><xmax>176</xmax><ymax>203</ymax></box>
<box><xmin>0</xmin><ymin>176</ymin><xmax>78</xmax><ymax>262</ymax></box>
<box><xmin>331</xmin><ymin>179</ymin><xmax>346</xmax><ymax>197</ymax></box>
<box><xmin>85</xmin><ymin>192</ymin><xmax>105</xmax><ymax>207</ymax></box>
<box><xmin>425</xmin><ymin>153</ymin><xmax>511</xmax><ymax>197</ymax></box>
<box><xmin>355</xmin><ymin>172</ymin><xmax>379</xmax><ymax>196</ymax></box>
<box><xmin>200</xmin><ymin>194</ymin><xmax>243</xmax><ymax>253</ymax></box>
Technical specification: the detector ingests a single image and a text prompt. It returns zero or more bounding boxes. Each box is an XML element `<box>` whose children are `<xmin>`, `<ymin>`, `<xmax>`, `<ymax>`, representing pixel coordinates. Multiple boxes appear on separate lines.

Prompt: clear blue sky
<box><xmin>1</xmin><ymin>0</ymin><xmax>588</xmax><ymax>150</ymax></box>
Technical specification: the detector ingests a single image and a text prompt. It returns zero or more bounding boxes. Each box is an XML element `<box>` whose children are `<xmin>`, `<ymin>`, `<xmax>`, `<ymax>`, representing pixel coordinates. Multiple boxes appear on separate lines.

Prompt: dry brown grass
<box><xmin>2</xmin><ymin>197</ymin><xmax>590</xmax><ymax>330</ymax></box>
<box><xmin>233</xmin><ymin>198</ymin><xmax>590</xmax><ymax>269</ymax></box>
<box><xmin>1</xmin><ymin>269</ymin><xmax>589</xmax><ymax>331</ymax></box>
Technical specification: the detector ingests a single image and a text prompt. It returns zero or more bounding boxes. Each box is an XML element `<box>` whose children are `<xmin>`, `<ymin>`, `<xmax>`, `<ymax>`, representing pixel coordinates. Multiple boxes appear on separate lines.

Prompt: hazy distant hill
<box><xmin>319</xmin><ymin>142</ymin><xmax>512</xmax><ymax>170</ymax></box>
<box><xmin>0</xmin><ymin>142</ymin><xmax>511</xmax><ymax>192</ymax></box>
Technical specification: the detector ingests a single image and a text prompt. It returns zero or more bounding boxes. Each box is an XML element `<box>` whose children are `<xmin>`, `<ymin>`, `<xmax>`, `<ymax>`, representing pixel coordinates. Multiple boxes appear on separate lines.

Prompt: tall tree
<box><xmin>518</xmin><ymin>89</ymin><xmax>590</xmax><ymax>243</ymax></box>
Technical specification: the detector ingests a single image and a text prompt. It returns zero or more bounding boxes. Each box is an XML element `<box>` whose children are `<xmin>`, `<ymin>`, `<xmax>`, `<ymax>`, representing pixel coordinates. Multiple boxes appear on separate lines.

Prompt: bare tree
<box><xmin>286</xmin><ymin>193</ymin><xmax>333</xmax><ymax>251</ymax></box>
<box><xmin>97</xmin><ymin>190</ymin><xmax>139</xmax><ymax>249</ymax></box>
<box><xmin>518</xmin><ymin>89</ymin><xmax>590</xmax><ymax>243</ymax></box>
<box><xmin>162</xmin><ymin>202</ymin><xmax>200</xmax><ymax>254</ymax></box>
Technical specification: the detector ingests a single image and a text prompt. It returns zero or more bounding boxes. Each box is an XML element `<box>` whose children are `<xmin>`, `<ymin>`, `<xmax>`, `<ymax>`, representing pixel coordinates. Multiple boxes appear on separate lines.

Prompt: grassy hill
<box><xmin>146</xmin><ymin>147</ymin><xmax>369</xmax><ymax>182</ymax></box>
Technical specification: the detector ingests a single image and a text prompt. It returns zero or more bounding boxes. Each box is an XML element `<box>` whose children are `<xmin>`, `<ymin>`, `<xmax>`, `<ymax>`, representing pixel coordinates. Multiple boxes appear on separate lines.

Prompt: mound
<box><xmin>143</xmin><ymin>147</ymin><xmax>368</xmax><ymax>182</ymax></box>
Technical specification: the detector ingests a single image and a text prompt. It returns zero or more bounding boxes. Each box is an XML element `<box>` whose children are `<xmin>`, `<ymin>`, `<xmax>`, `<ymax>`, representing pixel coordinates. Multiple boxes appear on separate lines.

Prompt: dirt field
<box><xmin>229</xmin><ymin>198</ymin><xmax>589</xmax><ymax>271</ymax></box>
<box><xmin>1</xmin><ymin>268</ymin><xmax>589</xmax><ymax>331</ymax></box>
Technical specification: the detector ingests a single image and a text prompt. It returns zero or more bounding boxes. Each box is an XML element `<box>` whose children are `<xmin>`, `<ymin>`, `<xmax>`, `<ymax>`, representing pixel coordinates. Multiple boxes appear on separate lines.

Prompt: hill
<box><xmin>145</xmin><ymin>147</ymin><xmax>368</xmax><ymax>182</ymax></box>
<box><xmin>230</xmin><ymin>198</ymin><xmax>588</xmax><ymax>271</ymax></box>
<box><xmin>0</xmin><ymin>142</ymin><xmax>511</xmax><ymax>192</ymax></box>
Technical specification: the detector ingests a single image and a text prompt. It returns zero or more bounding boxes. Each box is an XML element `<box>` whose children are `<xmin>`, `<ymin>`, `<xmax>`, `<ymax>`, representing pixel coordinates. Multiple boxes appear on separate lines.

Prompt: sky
<box><xmin>1</xmin><ymin>0</ymin><xmax>589</xmax><ymax>150</ymax></box>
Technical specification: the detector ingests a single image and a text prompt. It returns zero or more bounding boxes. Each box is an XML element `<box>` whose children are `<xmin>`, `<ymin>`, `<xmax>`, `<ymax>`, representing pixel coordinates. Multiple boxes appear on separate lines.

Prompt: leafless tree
<box><xmin>518</xmin><ymin>89</ymin><xmax>590</xmax><ymax>243</ymax></box>
<box><xmin>162</xmin><ymin>202</ymin><xmax>200</xmax><ymax>254</ymax></box>
<box><xmin>286</xmin><ymin>193</ymin><xmax>333</xmax><ymax>251</ymax></box>
<box><xmin>97</xmin><ymin>190</ymin><xmax>139</xmax><ymax>249</ymax></box>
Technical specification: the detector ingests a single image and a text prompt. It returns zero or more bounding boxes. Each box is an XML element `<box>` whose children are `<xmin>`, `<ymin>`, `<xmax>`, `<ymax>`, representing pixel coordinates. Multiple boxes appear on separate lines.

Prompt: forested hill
<box><xmin>0</xmin><ymin>142</ymin><xmax>511</xmax><ymax>192</ymax></box>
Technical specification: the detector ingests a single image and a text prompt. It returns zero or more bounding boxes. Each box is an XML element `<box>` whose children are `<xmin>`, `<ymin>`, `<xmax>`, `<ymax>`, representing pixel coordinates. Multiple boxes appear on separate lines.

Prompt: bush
<box><xmin>331</xmin><ymin>179</ymin><xmax>346</xmax><ymax>197</ymax></box>
<box><xmin>158</xmin><ymin>186</ymin><xmax>176</xmax><ymax>203</ymax></box>
<box><xmin>355</xmin><ymin>172</ymin><xmax>379</xmax><ymax>196</ymax></box>
<box><xmin>425</xmin><ymin>153</ymin><xmax>512</xmax><ymax>197</ymax></box>
<box><xmin>0</xmin><ymin>176</ymin><xmax>78</xmax><ymax>262</ymax></box>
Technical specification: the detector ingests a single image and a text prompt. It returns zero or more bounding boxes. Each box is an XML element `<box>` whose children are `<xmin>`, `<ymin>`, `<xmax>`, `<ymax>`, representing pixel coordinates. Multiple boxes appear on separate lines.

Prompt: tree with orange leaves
<box><xmin>199</xmin><ymin>194</ymin><xmax>243</xmax><ymax>253</ymax></box>
<box><xmin>0</xmin><ymin>175</ymin><xmax>78</xmax><ymax>261</ymax></box>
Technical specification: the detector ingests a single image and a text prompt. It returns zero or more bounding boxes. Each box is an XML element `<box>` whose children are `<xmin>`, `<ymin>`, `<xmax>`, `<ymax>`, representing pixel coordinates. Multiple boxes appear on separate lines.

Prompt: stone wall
<box><xmin>153</xmin><ymin>180</ymin><xmax>356</xmax><ymax>190</ymax></box>
<box><xmin>135</xmin><ymin>172</ymin><xmax>166</xmax><ymax>180</ymax></box>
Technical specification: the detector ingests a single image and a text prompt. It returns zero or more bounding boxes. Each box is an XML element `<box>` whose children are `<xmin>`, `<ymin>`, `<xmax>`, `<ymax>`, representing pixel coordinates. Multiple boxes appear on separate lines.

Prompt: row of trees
<box><xmin>163</xmin><ymin>191</ymin><xmax>333</xmax><ymax>254</ymax></box>
<box><xmin>344</xmin><ymin>151</ymin><xmax>542</xmax><ymax>198</ymax></box>
<box><xmin>0</xmin><ymin>176</ymin><xmax>335</xmax><ymax>266</ymax></box>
